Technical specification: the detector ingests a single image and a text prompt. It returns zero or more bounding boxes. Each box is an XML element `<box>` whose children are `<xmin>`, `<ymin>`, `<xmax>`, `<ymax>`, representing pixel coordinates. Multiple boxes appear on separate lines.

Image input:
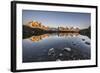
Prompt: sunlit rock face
<box><xmin>26</xmin><ymin>21</ymin><xmax>49</xmax><ymax>30</ymax></box>
<box><xmin>25</xmin><ymin>21</ymin><xmax>80</xmax><ymax>32</ymax></box>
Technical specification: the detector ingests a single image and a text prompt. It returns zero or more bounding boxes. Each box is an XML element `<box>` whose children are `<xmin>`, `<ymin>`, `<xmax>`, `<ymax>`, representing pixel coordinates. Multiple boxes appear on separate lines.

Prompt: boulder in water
<box><xmin>48</xmin><ymin>48</ymin><xmax>55</xmax><ymax>57</ymax></box>
<box><xmin>56</xmin><ymin>59</ymin><xmax>61</xmax><ymax>61</ymax></box>
<box><xmin>59</xmin><ymin>53</ymin><xmax>63</xmax><ymax>56</ymax></box>
<box><xmin>63</xmin><ymin>47</ymin><xmax>71</xmax><ymax>52</ymax></box>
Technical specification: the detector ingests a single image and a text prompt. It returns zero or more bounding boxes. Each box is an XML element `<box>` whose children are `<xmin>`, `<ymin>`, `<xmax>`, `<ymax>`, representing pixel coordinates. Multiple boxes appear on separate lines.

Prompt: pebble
<box><xmin>64</xmin><ymin>47</ymin><xmax>71</xmax><ymax>51</ymax></box>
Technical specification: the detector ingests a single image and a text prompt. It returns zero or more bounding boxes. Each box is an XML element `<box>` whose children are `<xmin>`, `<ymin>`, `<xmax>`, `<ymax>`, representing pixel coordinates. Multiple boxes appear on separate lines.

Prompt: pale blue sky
<box><xmin>22</xmin><ymin>10</ymin><xmax>91</xmax><ymax>29</ymax></box>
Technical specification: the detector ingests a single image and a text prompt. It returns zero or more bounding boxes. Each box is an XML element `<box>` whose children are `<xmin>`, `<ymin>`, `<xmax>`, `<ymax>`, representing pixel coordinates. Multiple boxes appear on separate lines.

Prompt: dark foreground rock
<box><xmin>48</xmin><ymin>47</ymin><xmax>90</xmax><ymax>61</ymax></box>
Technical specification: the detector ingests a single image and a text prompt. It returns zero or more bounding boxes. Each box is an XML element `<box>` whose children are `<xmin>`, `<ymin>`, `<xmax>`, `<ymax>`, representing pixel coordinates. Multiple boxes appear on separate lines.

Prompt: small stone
<box><xmin>82</xmin><ymin>39</ymin><xmax>85</xmax><ymax>41</ymax></box>
<box><xmin>64</xmin><ymin>48</ymin><xmax>71</xmax><ymax>52</ymax></box>
<box><xmin>85</xmin><ymin>42</ymin><xmax>90</xmax><ymax>45</ymax></box>
<box><xmin>59</xmin><ymin>53</ymin><xmax>63</xmax><ymax>56</ymax></box>
<box><xmin>56</xmin><ymin>59</ymin><xmax>61</xmax><ymax>61</ymax></box>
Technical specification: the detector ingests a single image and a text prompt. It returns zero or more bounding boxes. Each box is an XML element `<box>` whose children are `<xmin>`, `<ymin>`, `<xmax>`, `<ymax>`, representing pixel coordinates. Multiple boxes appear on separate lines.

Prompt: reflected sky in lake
<box><xmin>22</xmin><ymin>33</ymin><xmax>91</xmax><ymax>63</ymax></box>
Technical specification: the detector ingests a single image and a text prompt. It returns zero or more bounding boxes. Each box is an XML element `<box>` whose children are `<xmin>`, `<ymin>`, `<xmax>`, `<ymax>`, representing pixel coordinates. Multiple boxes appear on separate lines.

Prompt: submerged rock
<box><xmin>72</xmin><ymin>43</ymin><xmax>76</xmax><ymax>46</ymax></box>
<box><xmin>72</xmin><ymin>42</ymin><xmax>76</xmax><ymax>45</ymax></box>
<box><xmin>85</xmin><ymin>41</ymin><xmax>90</xmax><ymax>45</ymax></box>
<box><xmin>82</xmin><ymin>38</ymin><xmax>85</xmax><ymax>41</ymax></box>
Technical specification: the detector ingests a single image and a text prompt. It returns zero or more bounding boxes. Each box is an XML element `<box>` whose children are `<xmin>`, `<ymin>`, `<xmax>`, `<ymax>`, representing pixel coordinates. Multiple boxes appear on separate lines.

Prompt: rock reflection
<box><xmin>58</xmin><ymin>33</ymin><xmax>79</xmax><ymax>37</ymax></box>
<box><xmin>30</xmin><ymin>34</ymin><xmax>49</xmax><ymax>42</ymax></box>
<box><xmin>30</xmin><ymin>33</ymin><xmax>79</xmax><ymax>42</ymax></box>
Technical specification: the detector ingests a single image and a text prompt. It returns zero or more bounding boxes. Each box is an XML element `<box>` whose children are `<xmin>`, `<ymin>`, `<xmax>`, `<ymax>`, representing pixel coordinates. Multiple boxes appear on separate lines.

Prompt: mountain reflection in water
<box><xmin>22</xmin><ymin>33</ymin><xmax>91</xmax><ymax>63</ymax></box>
<box><xmin>30</xmin><ymin>33</ymin><xmax>79</xmax><ymax>42</ymax></box>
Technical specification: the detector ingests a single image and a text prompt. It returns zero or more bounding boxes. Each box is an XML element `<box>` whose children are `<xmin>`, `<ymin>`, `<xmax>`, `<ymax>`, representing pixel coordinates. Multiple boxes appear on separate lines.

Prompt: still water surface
<box><xmin>23</xmin><ymin>33</ymin><xmax>91</xmax><ymax>63</ymax></box>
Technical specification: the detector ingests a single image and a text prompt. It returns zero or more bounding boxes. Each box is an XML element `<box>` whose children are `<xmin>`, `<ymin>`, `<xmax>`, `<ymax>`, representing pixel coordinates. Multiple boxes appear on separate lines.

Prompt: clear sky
<box><xmin>22</xmin><ymin>10</ymin><xmax>91</xmax><ymax>29</ymax></box>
